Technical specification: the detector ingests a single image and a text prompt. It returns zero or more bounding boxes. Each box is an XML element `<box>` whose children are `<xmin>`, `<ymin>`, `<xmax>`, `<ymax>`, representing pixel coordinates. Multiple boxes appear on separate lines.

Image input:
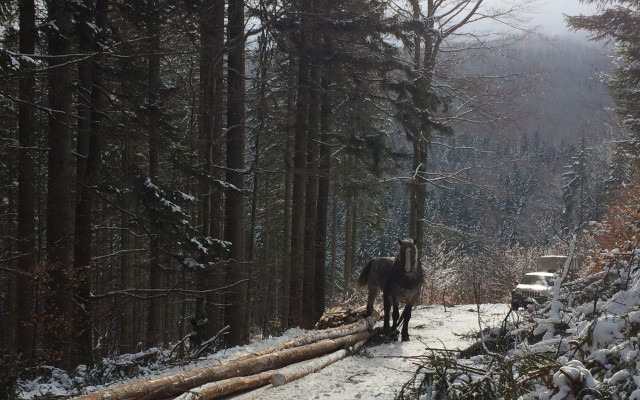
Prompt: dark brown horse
<box><xmin>356</xmin><ymin>238</ymin><xmax>424</xmax><ymax>341</ymax></box>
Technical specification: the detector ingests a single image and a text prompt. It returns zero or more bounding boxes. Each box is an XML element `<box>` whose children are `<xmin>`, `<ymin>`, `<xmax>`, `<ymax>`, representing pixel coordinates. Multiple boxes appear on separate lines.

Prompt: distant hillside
<box><xmin>364</xmin><ymin>35</ymin><xmax>620</xmax><ymax>254</ymax></box>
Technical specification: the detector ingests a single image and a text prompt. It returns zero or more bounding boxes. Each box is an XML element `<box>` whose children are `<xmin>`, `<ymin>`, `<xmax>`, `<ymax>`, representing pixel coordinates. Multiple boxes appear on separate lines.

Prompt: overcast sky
<box><xmin>529</xmin><ymin>0</ymin><xmax>598</xmax><ymax>35</ymax></box>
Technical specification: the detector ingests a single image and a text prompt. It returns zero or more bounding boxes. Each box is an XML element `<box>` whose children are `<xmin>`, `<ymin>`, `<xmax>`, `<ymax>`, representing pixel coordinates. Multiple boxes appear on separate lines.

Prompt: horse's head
<box><xmin>396</xmin><ymin>238</ymin><xmax>419</xmax><ymax>274</ymax></box>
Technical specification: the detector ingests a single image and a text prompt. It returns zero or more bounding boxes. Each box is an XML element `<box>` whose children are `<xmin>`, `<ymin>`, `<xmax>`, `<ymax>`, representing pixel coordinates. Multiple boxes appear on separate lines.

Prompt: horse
<box><xmin>356</xmin><ymin>238</ymin><xmax>424</xmax><ymax>341</ymax></box>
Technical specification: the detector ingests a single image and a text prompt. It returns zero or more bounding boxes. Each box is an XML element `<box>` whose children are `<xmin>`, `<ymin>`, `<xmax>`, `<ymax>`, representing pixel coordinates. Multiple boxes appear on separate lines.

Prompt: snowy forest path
<box><xmin>231</xmin><ymin>304</ymin><xmax>510</xmax><ymax>400</ymax></box>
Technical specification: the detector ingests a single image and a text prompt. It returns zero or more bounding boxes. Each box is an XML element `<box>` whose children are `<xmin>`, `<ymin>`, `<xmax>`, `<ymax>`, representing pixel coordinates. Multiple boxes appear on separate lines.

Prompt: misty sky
<box><xmin>529</xmin><ymin>0</ymin><xmax>598</xmax><ymax>35</ymax></box>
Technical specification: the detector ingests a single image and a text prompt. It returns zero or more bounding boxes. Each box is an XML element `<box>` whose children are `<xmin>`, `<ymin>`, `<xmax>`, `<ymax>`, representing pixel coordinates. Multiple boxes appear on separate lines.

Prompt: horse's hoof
<box><xmin>401</xmin><ymin>335</ymin><xmax>410</xmax><ymax>342</ymax></box>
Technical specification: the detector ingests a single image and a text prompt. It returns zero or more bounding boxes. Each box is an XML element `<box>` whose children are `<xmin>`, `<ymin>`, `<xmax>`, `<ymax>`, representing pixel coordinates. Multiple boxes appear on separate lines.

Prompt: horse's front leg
<box><xmin>383</xmin><ymin>293</ymin><xmax>392</xmax><ymax>331</ymax></box>
<box><xmin>391</xmin><ymin>297</ymin><xmax>400</xmax><ymax>330</ymax></box>
<box><xmin>400</xmin><ymin>304</ymin><xmax>413</xmax><ymax>342</ymax></box>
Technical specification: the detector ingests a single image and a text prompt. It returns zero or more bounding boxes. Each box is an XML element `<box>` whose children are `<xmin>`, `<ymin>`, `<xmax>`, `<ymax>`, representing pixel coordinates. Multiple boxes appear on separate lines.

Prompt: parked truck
<box><xmin>511</xmin><ymin>255</ymin><xmax>575</xmax><ymax>310</ymax></box>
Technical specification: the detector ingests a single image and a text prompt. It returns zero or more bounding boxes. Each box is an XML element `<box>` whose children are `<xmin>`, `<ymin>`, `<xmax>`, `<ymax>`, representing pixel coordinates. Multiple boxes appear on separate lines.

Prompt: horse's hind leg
<box><xmin>400</xmin><ymin>304</ymin><xmax>413</xmax><ymax>341</ymax></box>
<box><xmin>383</xmin><ymin>293</ymin><xmax>392</xmax><ymax>331</ymax></box>
<box><xmin>366</xmin><ymin>286</ymin><xmax>379</xmax><ymax>317</ymax></box>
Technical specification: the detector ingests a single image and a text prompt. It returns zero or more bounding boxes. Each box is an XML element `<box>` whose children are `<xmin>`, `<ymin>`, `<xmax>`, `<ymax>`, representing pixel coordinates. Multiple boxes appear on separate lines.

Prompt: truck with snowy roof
<box><xmin>511</xmin><ymin>255</ymin><xmax>574</xmax><ymax>310</ymax></box>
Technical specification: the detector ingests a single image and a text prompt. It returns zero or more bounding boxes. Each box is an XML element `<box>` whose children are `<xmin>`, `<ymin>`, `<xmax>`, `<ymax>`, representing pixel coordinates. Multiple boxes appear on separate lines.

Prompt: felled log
<box><xmin>235</xmin><ymin>315</ymin><xmax>376</xmax><ymax>360</ymax></box>
<box><xmin>76</xmin><ymin>317</ymin><xmax>376</xmax><ymax>400</ymax></box>
<box><xmin>171</xmin><ymin>332</ymin><xmax>370</xmax><ymax>400</ymax></box>
<box><xmin>271</xmin><ymin>338</ymin><xmax>367</xmax><ymax>387</ymax></box>
<box><xmin>173</xmin><ymin>371</ymin><xmax>274</xmax><ymax>400</ymax></box>
<box><xmin>314</xmin><ymin>305</ymin><xmax>379</xmax><ymax>329</ymax></box>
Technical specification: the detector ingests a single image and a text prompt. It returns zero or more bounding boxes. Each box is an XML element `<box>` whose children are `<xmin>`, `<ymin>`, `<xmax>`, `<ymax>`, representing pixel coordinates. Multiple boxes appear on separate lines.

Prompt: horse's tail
<box><xmin>356</xmin><ymin>259</ymin><xmax>374</xmax><ymax>290</ymax></box>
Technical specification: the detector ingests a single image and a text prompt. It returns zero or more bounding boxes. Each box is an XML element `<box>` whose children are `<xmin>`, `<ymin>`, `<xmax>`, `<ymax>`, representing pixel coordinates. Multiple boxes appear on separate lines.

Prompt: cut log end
<box><xmin>314</xmin><ymin>305</ymin><xmax>380</xmax><ymax>330</ymax></box>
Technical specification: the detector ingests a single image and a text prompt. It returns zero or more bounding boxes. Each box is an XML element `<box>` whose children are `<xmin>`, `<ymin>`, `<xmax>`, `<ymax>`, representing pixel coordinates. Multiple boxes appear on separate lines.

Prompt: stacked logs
<box><xmin>74</xmin><ymin>316</ymin><xmax>376</xmax><ymax>400</ymax></box>
<box><xmin>314</xmin><ymin>305</ymin><xmax>380</xmax><ymax>329</ymax></box>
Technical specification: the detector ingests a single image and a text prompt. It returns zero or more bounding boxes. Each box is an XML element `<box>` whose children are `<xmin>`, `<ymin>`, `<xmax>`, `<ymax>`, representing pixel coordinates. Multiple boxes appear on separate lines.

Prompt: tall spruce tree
<box><xmin>44</xmin><ymin>0</ymin><xmax>75</xmax><ymax>368</ymax></box>
<box><xmin>569</xmin><ymin>1</ymin><xmax>640</xmax><ymax>176</ymax></box>
<box><xmin>225</xmin><ymin>0</ymin><xmax>248</xmax><ymax>345</ymax></box>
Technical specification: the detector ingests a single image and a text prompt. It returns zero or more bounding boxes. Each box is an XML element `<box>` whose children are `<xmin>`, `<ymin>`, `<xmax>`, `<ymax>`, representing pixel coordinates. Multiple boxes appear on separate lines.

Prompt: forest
<box><xmin>1</xmin><ymin>0</ymin><xmax>639</xmax><ymax>389</ymax></box>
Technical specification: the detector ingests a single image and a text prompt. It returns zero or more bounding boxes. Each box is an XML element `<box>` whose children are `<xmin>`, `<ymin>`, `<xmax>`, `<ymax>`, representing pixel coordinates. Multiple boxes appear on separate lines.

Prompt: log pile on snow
<box><xmin>314</xmin><ymin>305</ymin><xmax>379</xmax><ymax>329</ymax></box>
<box><xmin>74</xmin><ymin>316</ymin><xmax>376</xmax><ymax>400</ymax></box>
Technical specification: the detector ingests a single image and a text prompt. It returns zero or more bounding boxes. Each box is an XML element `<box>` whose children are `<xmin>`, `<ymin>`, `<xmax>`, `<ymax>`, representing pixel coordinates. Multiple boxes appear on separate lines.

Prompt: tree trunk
<box><xmin>146</xmin><ymin>0</ymin><xmax>164</xmax><ymax>347</ymax></box>
<box><xmin>44</xmin><ymin>0</ymin><xmax>75</xmax><ymax>368</ymax></box>
<box><xmin>280</xmin><ymin>54</ymin><xmax>296</xmax><ymax>330</ymax></box>
<box><xmin>314</xmin><ymin>73</ymin><xmax>331</xmax><ymax>322</ymax></box>
<box><xmin>247</xmin><ymin>32</ymin><xmax>270</xmax><ymax>332</ymax></box>
<box><xmin>16</xmin><ymin>0</ymin><xmax>37</xmax><ymax>365</ymax></box>
<box><xmin>198</xmin><ymin>0</ymin><xmax>220</xmax><ymax>339</ymax></box>
<box><xmin>208</xmin><ymin>0</ymin><xmax>226</xmax><ymax>334</ymax></box>
<box><xmin>408</xmin><ymin>0</ymin><xmax>435</xmax><ymax>255</ymax></box>
<box><xmin>330</xmin><ymin>195</ymin><xmax>338</xmax><ymax>298</ymax></box>
<box><xmin>119</xmin><ymin>69</ymin><xmax>138</xmax><ymax>353</ymax></box>
<box><xmin>260</xmin><ymin>201</ymin><xmax>274</xmax><ymax>337</ymax></box>
<box><xmin>344</xmin><ymin>173</ymin><xmax>354</xmax><ymax>281</ymax></box>
<box><xmin>302</xmin><ymin>62</ymin><xmax>320</xmax><ymax>329</ymax></box>
<box><xmin>224</xmin><ymin>0</ymin><xmax>248</xmax><ymax>346</ymax></box>
<box><xmin>349</xmin><ymin>200</ymin><xmax>357</xmax><ymax>280</ymax></box>
<box><xmin>198</xmin><ymin>0</ymin><xmax>215</xmax><ymax>239</ymax></box>
<box><xmin>73</xmin><ymin>0</ymin><xmax>98</xmax><ymax>365</ymax></box>
<box><xmin>410</xmin><ymin>139</ymin><xmax>427</xmax><ymax>253</ymax></box>
<box><xmin>289</xmin><ymin>0</ymin><xmax>313</xmax><ymax>327</ymax></box>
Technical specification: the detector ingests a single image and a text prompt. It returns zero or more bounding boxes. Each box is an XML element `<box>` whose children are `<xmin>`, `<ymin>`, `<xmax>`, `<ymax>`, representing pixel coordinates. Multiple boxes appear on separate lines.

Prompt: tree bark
<box><xmin>175</xmin><ymin>372</ymin><xmax>274</xmax><ymax>400</ymax></box>
<box><xmin>344</xmin><ymin>173</ymin><xmax>354</xmax><ymax>280</ymax></box>
<box><xmin>176</xmin><ymin>337</ymin><xmax>368</xmax><ymax>399</ymax></box>
<box><xmin>289</xmin><ymin>0</ymin><xmax>313</xmax><ymax>327</ymax></box>
<box><xmin>44</xmin><ymin>0</ymin><xmax>75</xmax><ymax>368</ymax></box>
<box><xmin>250</xmin><ymin>29</ymin><xmax>272</xmax><ymax>330</ymax></box>
<box><xmin>73</xmin><ymin>0</ymin><xmax>100</xmax><ymax>365</ymax></box>
<box><xmin>314</xmin><ymin>73</ymin><xmax>331</xmax><ymax>323</ymax></box>
<box><xmin>208</xmin><ymin>0</ymin><xmax>226</xmax><ymax>335</ymax></box>
<box><xmin>302</xmin><ymin>62</ymin><xmax>320</xmax><ymax>329</ymax></box>
<box><xmin>16</xmin><ymin>0</ymin><xmax>37</xmax><ymax>365</ymax></box>
<box><xmin>224</xmin><ymin>0</ymin><xmax>248</xmax><ymax>346</ymax></box>
<box><xmin>198</xmin><ymin>0</ymin><xmax>215</xmax><ymax>239</ymax></box>
<box><xmin>289</xmin><ymin>119</ymin><xmax>308</xmax><ymax>327</ymax></box>
<box><xmin>197</xmin><ymin>0</ymin><xmax>223</xmax><ymax>339</ymax></box>
<box><xmin>146</xmin><ymin>0</ymin><xmax>164</xmax><ymax>347</ymax></box>
<box><xmin>119</xmin><ymin>67</ymin><xmax>138</xmax><ymax>353</ymax></box>
<box><xmin>271</xmin><ymin>338</ymin><xmax>367</xmax><ymax>386</ymax></box>
<box><xmin>280</xmin><ymin>54</ymin><xmax>296</xmax><ymax>330</ymax></box>
<box><xmin>329</xmin><ymin>195</ymin><xmax>338</xmax><ymax>298</ymax></box>
<box><xmin>408</xmin><ymin>0</ymin><xmax>435</xmax><ymax>255</ymax></box>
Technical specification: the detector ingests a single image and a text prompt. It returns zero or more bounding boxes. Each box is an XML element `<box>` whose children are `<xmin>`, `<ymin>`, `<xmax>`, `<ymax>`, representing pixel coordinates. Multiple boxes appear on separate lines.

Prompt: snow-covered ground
<box><xmin>233</xmin><ymin>303</ymin><xmax>509</xmax><ymax>400</ymax></box>
<box><xmin>19</xmin><ymin>304</ymin><xmax>509</xmax><ymax>399</ymax></box>
<box><xmin>18</xmin><ymin>249</ymin><xmax>640</xmax><ymax>399</ymax></box>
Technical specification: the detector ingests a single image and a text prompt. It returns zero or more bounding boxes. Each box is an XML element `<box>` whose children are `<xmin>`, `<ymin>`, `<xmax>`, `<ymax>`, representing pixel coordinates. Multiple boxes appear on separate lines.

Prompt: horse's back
<box><xmin>356</xmin><ymin>257</ymin><xmax>394</xmax><ymax>289</ymax></box>
<box><xmin>370</xmin><ymin>257</ymin><xmax>395</xmax><ymax>288</ymax></box>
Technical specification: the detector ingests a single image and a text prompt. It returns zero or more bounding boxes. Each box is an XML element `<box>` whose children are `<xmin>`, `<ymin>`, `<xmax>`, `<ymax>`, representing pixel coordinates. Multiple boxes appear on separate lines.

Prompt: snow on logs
<box><xmin>74</xmin><ymin>316</ymin><xmax>376</xmax><ymax>400</ymax></box>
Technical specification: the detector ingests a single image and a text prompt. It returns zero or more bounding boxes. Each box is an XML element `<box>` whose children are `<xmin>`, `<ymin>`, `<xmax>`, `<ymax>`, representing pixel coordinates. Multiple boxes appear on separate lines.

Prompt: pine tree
<box><xmin>561</xmin><ymin>139</ymin><xmax>596</xmax><ymax>234</ymax></box>
<box><xmin>44</xmin><ymin>0</ymin><xmax>75</xmax><ymax>369</ymax></box>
